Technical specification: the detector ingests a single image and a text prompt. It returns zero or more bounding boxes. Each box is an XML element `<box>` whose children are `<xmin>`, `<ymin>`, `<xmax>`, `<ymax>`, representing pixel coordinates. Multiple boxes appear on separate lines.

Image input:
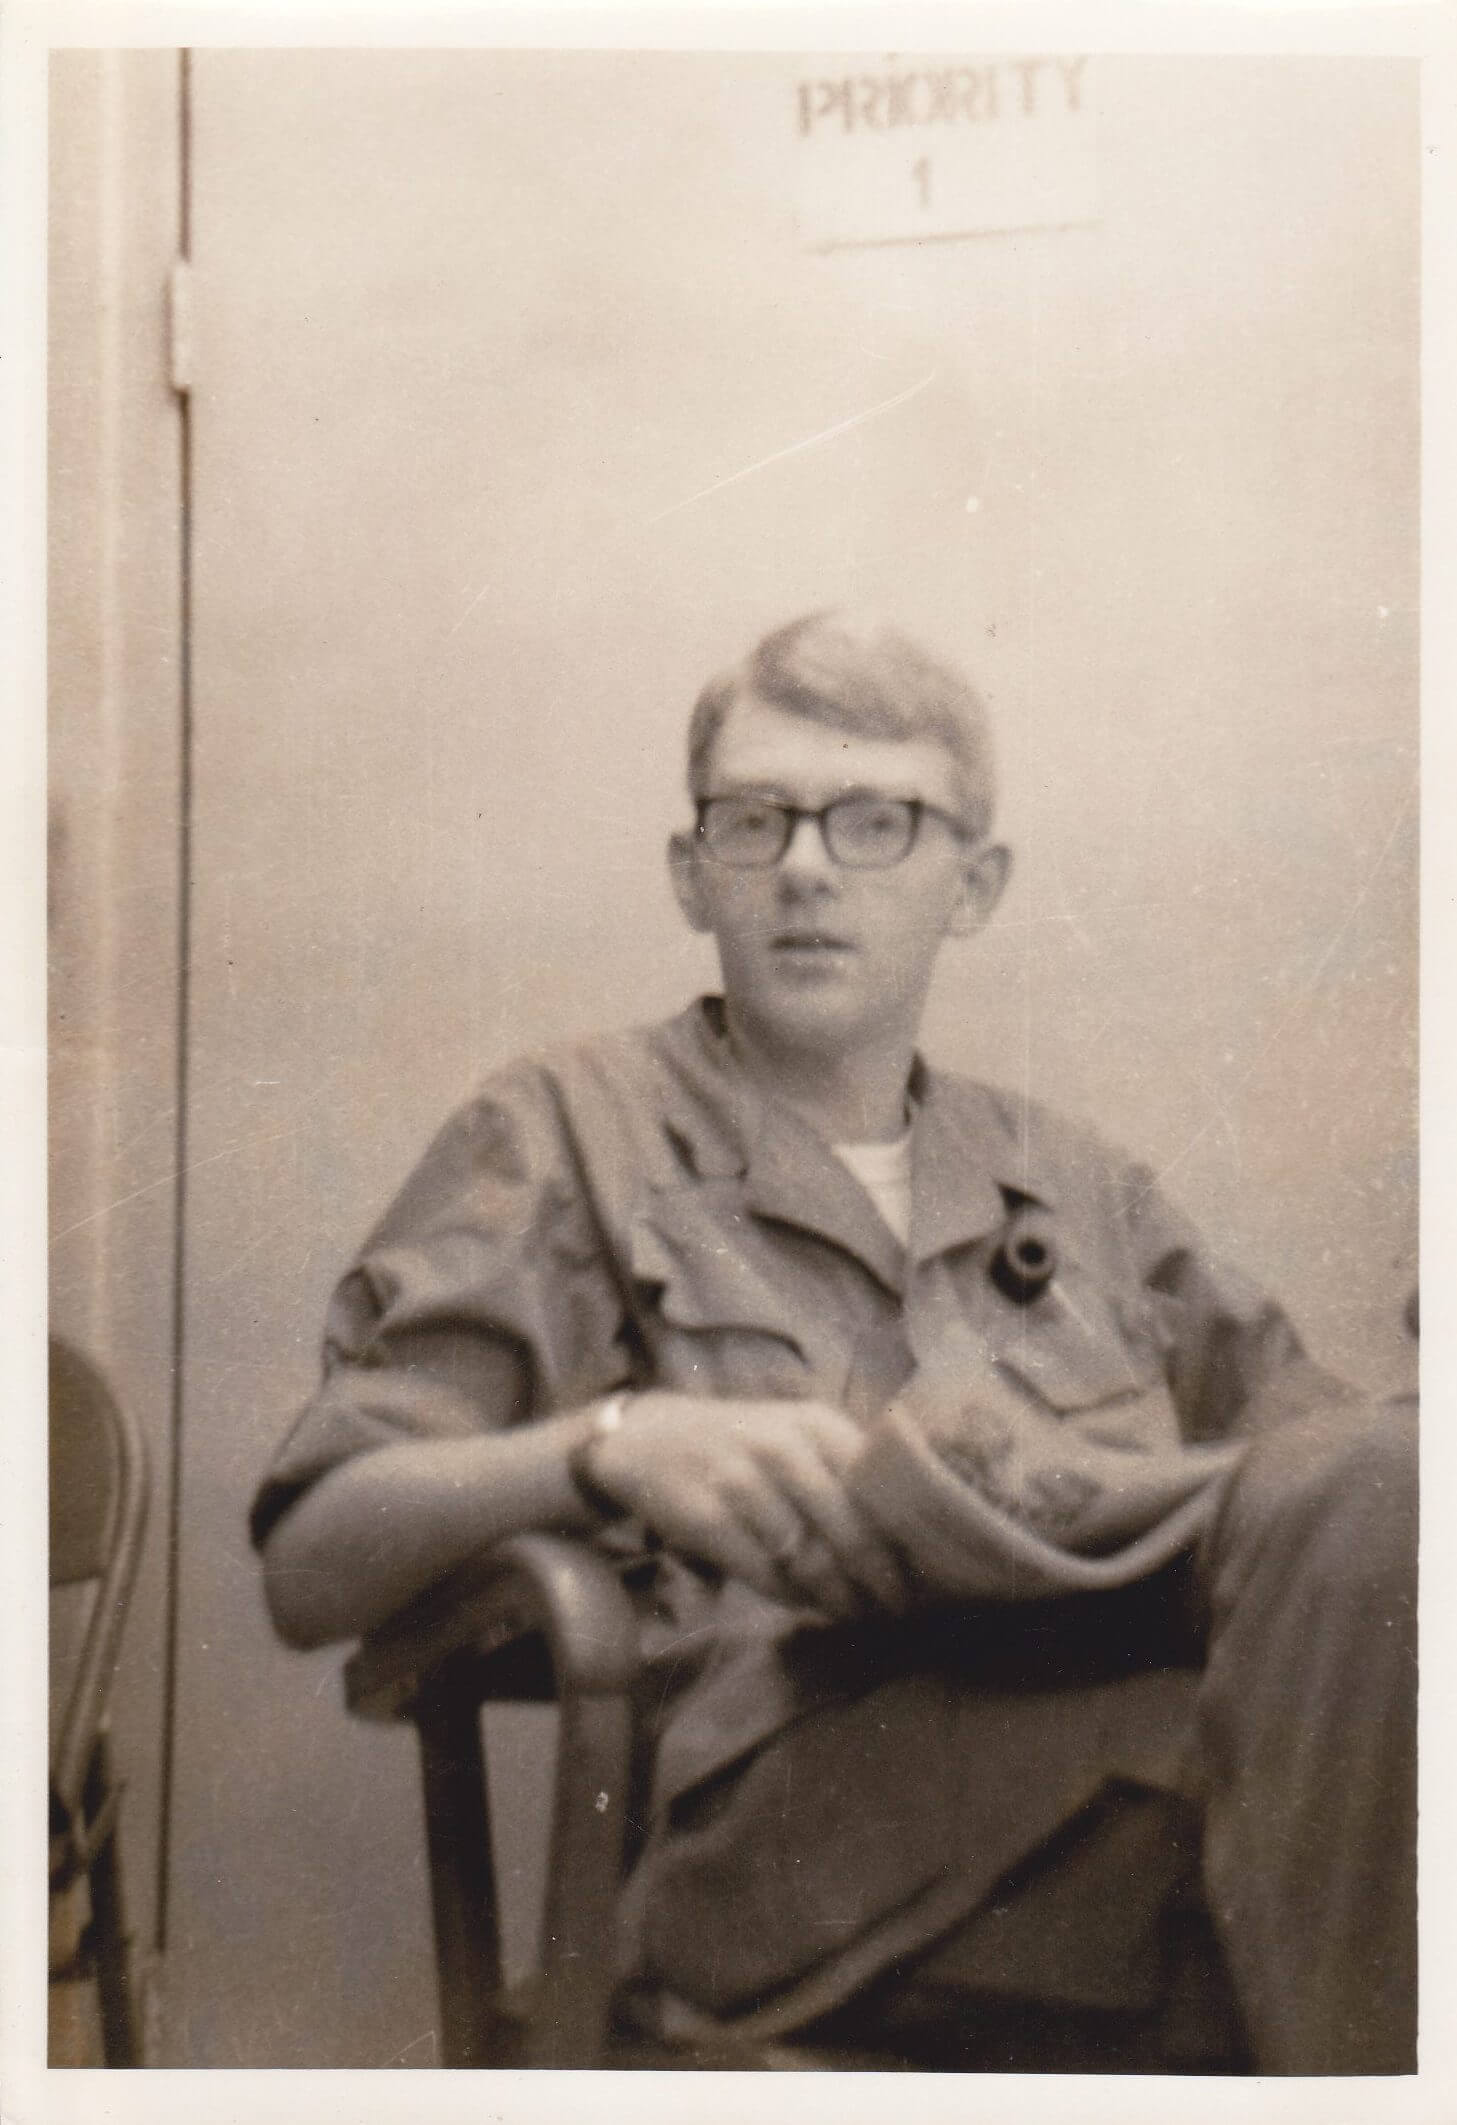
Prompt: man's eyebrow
<box><xmin>705</xmin><ymin>781</ymin><xmax>921</xmax><ymax>803</ymax></box>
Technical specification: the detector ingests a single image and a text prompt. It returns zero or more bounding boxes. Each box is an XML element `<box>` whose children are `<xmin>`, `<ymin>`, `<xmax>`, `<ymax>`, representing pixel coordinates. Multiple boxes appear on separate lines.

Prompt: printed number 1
<box><xmin>913</xmin><ymin>157</ymin><xmax>931</xmax><ymax>208</ymax></box>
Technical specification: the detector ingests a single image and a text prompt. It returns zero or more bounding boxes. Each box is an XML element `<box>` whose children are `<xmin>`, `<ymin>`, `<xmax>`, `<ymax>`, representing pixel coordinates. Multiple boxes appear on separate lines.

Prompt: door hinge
<box><xmin>167</xmin><ymin>257</ymin><xmax>193</xmax><ymax>396</ymax></box>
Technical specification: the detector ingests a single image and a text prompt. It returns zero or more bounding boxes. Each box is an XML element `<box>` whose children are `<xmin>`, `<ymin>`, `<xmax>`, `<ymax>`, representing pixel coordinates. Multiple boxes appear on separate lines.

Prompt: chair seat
<box><xmin>602</xmin><ymin>2031</ymin><xmax>923</xmax><ymax>2071</ymax></box>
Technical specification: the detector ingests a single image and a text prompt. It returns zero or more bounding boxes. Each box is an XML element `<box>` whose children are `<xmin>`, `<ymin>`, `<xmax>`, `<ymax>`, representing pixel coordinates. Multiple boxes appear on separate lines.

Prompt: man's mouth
<box><xmin>771</xmin><ymin>930</ymin><xmax>854</xmax><ymax>954</ymax></box>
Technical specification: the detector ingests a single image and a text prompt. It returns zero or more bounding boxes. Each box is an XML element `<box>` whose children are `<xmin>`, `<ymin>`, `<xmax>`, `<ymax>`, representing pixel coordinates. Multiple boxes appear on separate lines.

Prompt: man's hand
<box><xmin>580</xmin><ymin>1393</ymin><xmax>909</xmax><ymax>1618</ymax></box>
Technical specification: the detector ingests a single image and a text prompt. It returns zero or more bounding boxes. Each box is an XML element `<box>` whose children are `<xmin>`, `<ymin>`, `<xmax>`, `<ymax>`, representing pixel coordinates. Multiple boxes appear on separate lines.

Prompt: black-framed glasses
<box><xmin>694</xmin><ymin>794</ymin><xmax>967</xmax><ymax>871</ymax></box>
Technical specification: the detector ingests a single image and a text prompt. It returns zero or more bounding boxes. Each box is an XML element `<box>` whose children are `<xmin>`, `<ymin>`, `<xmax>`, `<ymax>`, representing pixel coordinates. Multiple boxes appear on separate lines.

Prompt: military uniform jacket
<box><xmin>252</xmin><ymin>998</ymin><xmax>1340</xmax><ymax>2029</ymax></box>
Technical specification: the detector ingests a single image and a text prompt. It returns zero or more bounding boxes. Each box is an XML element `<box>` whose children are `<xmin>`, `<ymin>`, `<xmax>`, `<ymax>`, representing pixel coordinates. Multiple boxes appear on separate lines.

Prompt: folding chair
<box><xmin>49</xmin><ymin>1336</ymin><xmax>149</xmax><ymax>2067</ymax></box>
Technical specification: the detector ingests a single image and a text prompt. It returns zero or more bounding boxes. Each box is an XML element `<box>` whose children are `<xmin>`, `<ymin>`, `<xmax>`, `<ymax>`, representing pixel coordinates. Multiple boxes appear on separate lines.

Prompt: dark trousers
<box><xmin>855</xmin><ymin>1393</ymin><xmax>1419</xmax><ymax>2074</ymax></box>
<box><xmin>636</xmin><ymin>1395</ymin><xmax>1418</xmax><ymax>2073</ymax></box>
<box><xmin>1193</xmin><ymin>1391</ymin><xmax>1417</xmax><ymax>2073</ymax></box>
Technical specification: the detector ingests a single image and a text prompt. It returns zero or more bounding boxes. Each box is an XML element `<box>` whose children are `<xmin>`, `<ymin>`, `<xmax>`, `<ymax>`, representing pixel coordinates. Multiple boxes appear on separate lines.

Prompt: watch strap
<box><xmin>566</xmin><ymin>1393</ymin><xmax>631</xmax><ymax>1521</ymax></box>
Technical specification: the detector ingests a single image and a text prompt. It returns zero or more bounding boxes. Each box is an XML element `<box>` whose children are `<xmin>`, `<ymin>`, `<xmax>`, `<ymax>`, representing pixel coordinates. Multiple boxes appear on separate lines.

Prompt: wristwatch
<box><xmin>566</xmin><ymin>1392</ymin><xmax>631</xmax><ymax>1520</ymax></box>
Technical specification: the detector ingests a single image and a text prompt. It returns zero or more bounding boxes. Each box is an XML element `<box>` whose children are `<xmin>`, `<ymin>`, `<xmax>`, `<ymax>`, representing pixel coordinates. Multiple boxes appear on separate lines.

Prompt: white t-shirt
<box><xmin>832</xmin><ymin>1128</ymin><xmax>914</xmax><ymax>1246</ymax></box>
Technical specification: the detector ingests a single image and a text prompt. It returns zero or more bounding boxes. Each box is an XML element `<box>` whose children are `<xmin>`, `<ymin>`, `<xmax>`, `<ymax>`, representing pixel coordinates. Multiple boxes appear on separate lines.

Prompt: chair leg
<box><xmin>83</xmin><ymin>1734</ymin><xmax>142</xmax><ymax>2067</ymax></box>
<box><xmin>416</xmin><ymin>1687</ymin><xmax>512</xmax><ymax>2067</ymax></box>
<box><xmin>528</xmin><ymin>1692</ymin><xmax>633</xmax><ymax>2068</ymax></box>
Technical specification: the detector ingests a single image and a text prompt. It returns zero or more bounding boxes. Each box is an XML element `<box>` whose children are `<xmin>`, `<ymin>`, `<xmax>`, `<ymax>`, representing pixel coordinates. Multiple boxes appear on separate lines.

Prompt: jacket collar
<box><xmin>742</xmin><ymin>1099</ymin><xmax>908</xmax><ymax>1294</ymax></box>
<box><xmin>655</xmin><ymin>998</ymin><xmax>1052</xmax><ymax>1294</ymax></box>
<box><xmin>908</xmin><ymin>1066</ymin><xmax>1045</xmax><ymax>1263</ymax></box>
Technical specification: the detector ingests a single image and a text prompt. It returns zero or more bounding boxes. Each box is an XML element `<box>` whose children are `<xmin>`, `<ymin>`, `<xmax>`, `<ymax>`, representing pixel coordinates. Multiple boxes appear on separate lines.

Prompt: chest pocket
<box><xmin>627</xmin><ymin>1186</ymin><xmax>816</xmax><ymax>1400</ymax></box>
<box><xmin>988</xmin><ymin>1261</ymin><xmax>1180</xmax><ymax>1451</ymax></box>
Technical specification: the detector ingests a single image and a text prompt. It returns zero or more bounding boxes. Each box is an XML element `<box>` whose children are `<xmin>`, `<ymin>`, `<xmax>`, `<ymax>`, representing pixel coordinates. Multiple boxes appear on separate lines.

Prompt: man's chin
<box><xmin>731</xmin><ymin>979</ymin><xmax>879</xmax><ymax>1053</ymax></box>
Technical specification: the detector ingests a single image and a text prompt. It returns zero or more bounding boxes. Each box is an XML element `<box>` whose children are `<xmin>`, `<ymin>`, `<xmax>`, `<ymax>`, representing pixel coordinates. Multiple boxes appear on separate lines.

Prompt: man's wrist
<box><xmin>565</xmin><ymin>1393</ymin><xmax>631</xmax><ymax>1521</ymax></box>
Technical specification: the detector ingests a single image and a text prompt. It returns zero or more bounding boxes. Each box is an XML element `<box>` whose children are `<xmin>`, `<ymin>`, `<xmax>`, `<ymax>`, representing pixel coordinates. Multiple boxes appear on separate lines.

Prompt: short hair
<box><xmin>686</xmin><ymin>611</ymin><xmax>997</xmax><ymax>841</ymax></box>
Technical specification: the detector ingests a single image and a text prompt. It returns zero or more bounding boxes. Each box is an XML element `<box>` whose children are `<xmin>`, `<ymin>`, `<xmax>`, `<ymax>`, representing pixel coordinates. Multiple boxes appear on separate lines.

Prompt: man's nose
<box><xmin>777</xmin><ymin>811</ymin><xmax>838</xmax><ymax>887</ymax></box>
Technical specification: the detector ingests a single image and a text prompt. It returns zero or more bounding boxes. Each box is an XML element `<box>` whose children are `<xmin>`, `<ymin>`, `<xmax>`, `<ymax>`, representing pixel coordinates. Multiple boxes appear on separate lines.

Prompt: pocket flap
<box><xmin>629</xmin><ymin>1190</ymin><xmax>808</xmax><ymax>1355</ymax></box>
<box><xmin>994</xmin><ymin>1273</ymin><xmax>1157</xmax><ymax>1414</ymax></box>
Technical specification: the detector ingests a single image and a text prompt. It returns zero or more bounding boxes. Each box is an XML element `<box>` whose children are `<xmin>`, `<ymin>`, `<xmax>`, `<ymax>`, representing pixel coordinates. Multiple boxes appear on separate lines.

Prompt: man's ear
<box><xmin>947</xmin><ymin>842</ymin><xmax>1012</xmax><ymax>938</ymax></box>
<box><xmin>668</xmin><ymin>831</ymin><xmax>715</xmax><ymax>934</ymax></box>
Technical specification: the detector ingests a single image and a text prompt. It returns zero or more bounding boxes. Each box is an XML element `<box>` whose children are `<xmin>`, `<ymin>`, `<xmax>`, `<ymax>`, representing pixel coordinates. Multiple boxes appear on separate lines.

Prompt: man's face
<box><xmin>670</xmin><ymin>693</ymin><xmax>1007</xmax><ymax>1059</ymax></box>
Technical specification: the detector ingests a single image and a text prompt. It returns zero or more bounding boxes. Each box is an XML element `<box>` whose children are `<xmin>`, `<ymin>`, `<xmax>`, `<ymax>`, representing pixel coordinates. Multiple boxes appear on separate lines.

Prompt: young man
<box><xmin>253</xmin><ymin>613</ymin><xmax>1415</xmax><ymax>2072</ymax></box>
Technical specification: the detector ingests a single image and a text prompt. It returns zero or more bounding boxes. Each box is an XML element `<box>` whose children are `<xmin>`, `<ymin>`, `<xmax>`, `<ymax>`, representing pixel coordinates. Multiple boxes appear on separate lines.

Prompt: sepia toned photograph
<box><xmin>26</xmin><ymin>17</ymin><xmax>1431</xmax><ymax>2102</ymax></box>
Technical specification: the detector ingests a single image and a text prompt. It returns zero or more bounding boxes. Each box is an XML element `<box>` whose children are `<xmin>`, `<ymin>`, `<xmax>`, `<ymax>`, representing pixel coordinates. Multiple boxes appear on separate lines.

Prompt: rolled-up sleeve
<box><xmin>249</xmin><ymin>1065</ymin><xmax>629</xmax><ymax>1548</ymax></box>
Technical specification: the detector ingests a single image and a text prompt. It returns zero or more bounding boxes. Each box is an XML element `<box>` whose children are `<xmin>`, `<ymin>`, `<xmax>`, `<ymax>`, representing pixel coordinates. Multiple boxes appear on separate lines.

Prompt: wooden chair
<box><xmin>343</xmin><ymin>1301</ymin><xmax>1425</xmax><ymax>2072</ymax></box>
<box><xmin>49</xmin><ymin>1337</ymin><xmax>149</xmax><ymax>2067</ymax></box>
<box><xmin>347</xmin><ymin>1534</ymin><xmax>640</xmax><ymax>2066</ymax></box>
<box><xmin>345</xmin><ymin>1534</ymin><xmax>1251</xmax><ymax>2072</ymax></box>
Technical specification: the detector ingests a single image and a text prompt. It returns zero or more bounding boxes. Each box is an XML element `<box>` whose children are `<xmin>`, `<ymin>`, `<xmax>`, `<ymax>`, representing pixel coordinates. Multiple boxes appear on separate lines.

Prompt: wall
<box><xmin>51</xmin><ymin>49</ymin><xmax>1417</xmax><ymax>2065</ymax></box>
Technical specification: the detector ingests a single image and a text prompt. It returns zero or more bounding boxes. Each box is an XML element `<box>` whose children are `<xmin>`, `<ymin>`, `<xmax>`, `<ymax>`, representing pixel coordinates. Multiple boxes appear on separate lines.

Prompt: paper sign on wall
<box><xmin>795</xmin><ymin>55</ymin><xmax>1099</xmax><ymax>249</ymax></box>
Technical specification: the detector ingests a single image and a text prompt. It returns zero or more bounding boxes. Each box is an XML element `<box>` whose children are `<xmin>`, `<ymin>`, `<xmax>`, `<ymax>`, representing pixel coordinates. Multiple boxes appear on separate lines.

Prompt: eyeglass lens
<box><xmin>699</xmin><ymin>796</ymin><xmax>920</xmax><ymax>868</ymax></box>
